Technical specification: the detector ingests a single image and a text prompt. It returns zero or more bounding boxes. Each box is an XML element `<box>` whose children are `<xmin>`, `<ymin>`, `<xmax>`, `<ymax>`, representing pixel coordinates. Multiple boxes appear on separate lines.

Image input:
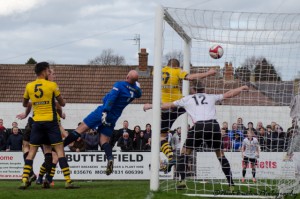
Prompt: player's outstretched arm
<box><xmin>16</xmin><ymin>102</ymin><xmax>32</xmax><ymax>120</ymax></box>
<box><xmin>223</xmin><ymin>85</ymin><xmax>249</xmax><ymax>99</ymax></box>
<box><xmin>143</xmin><ymin>102</ymin><xmax>176</xmax><ymax>112</ymax></box>
<box><xmin>185</xmin><ymin>68</ymin><xmax>216</xmax><ymax>80</ymax></box>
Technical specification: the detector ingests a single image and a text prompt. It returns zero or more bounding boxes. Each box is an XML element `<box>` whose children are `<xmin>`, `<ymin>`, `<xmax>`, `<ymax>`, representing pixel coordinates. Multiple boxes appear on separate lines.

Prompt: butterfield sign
<box><xmin>0</xmin><ymin>152</ymin><xmax>172</xmax><ymax>180</ymax></box>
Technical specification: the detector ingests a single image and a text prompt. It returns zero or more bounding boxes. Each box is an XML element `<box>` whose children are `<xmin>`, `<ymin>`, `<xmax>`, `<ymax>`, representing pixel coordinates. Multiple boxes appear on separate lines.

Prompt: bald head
<box><xmin>126</xmin><ymin>70</ymin><xmax>139</xmax><ymax>84</ymax></box>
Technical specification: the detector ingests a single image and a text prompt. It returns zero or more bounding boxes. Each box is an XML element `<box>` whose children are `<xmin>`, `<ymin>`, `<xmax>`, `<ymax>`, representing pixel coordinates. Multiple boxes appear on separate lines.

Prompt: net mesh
<box><xmin>159</xmin><ymin>7</ymin><xmax>300</xmax><ymax>198</ymax></box>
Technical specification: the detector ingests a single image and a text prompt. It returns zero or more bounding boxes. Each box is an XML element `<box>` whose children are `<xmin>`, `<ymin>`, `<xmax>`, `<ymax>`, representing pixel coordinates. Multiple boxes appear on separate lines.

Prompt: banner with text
<box><xmin>0</xmin><ymin>152</ymin><xmax>173</xmax><ymax>180</ymax></box>
<box><xmin>197</xmin><ymin>152</ymin><xmax>297</xmax><ymax>179</ymax></box>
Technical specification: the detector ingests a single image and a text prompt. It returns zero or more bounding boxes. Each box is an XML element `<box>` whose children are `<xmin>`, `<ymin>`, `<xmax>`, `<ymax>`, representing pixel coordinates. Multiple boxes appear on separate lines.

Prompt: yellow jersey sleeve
<box><xmin>23</xmin><ymin>84</ymin><xmax>30</xmax><ymax>99</ymax></box>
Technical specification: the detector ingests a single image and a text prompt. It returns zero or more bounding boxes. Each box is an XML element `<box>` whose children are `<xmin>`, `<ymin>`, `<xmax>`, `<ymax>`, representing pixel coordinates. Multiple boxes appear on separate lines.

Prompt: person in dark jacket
<box><xmin>117</xmin><ymin>132</ymin><xmax>133</xmax><ymax>151</ymax></box>
<box><xmin>6</xmin><ymin>127</ymin><xmax>23</xmax><ymax>151</ymax></box>
<box><xmin>135</xmin><ymin>131</ymin><xmax>148</xmax><ymax>151</ymax></box>
<box><xmin>82</xmin><ymin>129</ymin><xmax>99</xmax><ymax>151</ymax></box>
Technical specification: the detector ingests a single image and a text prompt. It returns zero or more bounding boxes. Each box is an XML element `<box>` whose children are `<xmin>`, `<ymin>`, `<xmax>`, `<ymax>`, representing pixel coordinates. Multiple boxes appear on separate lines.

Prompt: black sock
<box><xmin>242</xmin><ymin>168</ymin><xmax>246</xmax><ymax>177</ymax></box>
<box><xmin>23</xmin><ymin>152</ymin><xmax>29</xmax><ymax>161</ymax></box>
<box><xmin>177</xmin><ymin>155</ymin><xmax>187</xmax><ymax>181</ymax></box>
<box><xmin>218</xmin><ymin>156</ymin><xmax>234</xmax><ymax>186</ymax></box>
<box><xmin>102</xmin><ymin>143</ymin><xmax>113</xmax><ymax>160</ymax></box>
<box><xmin>64</xmin><ymin>131</ymin><xmax>80</xmax><ymax>146</ymax></box>
<box><xmin>44</xmin><ymin>153</ymin><xmax>53</xmax><ymax>176</ymax></box>
<box><xmin>252</xmin><ymin>168</ymin><xmax>256</xmax><ymax>178</ymax></box>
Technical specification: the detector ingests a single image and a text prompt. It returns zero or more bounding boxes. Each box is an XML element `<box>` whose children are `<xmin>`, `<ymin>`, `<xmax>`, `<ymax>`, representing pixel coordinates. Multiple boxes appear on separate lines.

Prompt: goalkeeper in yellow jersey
<box><xmin>146</xmin><ymin>58</ymin><xmax>216</xmax><ymax>173</ymax></box>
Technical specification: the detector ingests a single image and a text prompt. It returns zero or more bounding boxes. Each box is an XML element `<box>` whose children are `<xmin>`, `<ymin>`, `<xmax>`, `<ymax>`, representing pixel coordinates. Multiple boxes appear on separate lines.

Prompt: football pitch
<box><xmin>1</xmin><ymin>180</ymin><xmax>300</xmax><ymax>199</ymax></box>
<box><xmin>0</xmin><ymin>180</ymin><xmax>186</xmax><ymax>199</ymax></box>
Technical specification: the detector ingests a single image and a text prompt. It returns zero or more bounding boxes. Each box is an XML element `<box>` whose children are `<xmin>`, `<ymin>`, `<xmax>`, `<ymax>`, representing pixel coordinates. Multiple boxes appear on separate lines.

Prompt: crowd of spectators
<box><xmin>220</xmin><ymin>117</ymin><xmax>299</xmax><ymax>152</ymax></box>
<box><xmin>0</xmin><ymin>117</ymin><xmax>299</xmax><ymax>153</ymax></box>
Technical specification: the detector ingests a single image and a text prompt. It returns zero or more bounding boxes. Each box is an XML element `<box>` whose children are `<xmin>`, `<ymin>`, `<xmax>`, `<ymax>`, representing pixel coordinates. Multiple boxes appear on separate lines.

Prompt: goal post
<box><xmin>151</xmin><ymin>5</ymin><xmax>300</xmax><ymax>198</ymax></box>
<box><xmin>150</xmin><ymin>5</ymin><xmax>164</xmax><ymax>191</ymax></box>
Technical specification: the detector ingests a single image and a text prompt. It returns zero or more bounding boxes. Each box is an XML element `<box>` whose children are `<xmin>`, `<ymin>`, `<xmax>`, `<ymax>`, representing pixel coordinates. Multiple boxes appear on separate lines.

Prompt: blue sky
<box><xmin>0</xmin><ymin>0</ymin><xmax>299</xmax><ymax>80</ymax></box>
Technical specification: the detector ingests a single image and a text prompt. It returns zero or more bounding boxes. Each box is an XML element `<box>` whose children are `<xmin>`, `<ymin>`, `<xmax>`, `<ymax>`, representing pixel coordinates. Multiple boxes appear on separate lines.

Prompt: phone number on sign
<box><xmin>95</xmin><ymin>170</ymin><xmax>144</xmax><ymax>175</ymax></box>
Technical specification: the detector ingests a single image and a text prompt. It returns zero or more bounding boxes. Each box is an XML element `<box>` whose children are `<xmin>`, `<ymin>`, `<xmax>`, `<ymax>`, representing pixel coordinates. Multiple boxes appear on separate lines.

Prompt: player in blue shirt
<box><xmin>63</xmin><ymin>70</ymin><xmax>142</xmax><ymax>175</ymax></box>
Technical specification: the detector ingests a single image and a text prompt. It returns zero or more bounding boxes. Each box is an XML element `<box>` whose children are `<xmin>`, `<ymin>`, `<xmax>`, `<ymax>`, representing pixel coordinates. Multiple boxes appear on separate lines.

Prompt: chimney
<box><xmin>224</xmin><ymin>62</ymin><xmax>234</xmax><ymax>81</ymax></box>
<box><xmin>138</xmin><ymin>48</ymin><xmax>148</xmax><ymax>71</ymax></box>
<box><xmin>250</xmin><ymin>71</ymin><xmax>255</xmax><ymax>83</ymax></box>
<box><xmin>294</xmin><ymin>78</ymin><xmax>300</xmax><ymax>95</ymax></box>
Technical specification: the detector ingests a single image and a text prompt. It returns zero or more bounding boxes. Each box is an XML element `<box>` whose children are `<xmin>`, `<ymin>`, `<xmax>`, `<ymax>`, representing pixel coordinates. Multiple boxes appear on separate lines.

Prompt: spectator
<box><xmin>171</xmin><ymin>127</ymin><xmax>182</xmax><ymax>155</ymax></box>
<box><xmin>273</xmin><ymin>124</ymin><xmax>285</xmax><ymax>151</ymax></box>
<box><xmin>0</xmin><ymin>119</ymin><xmax>8</xmax><ymax>145</ymax></box>
<box><xmin>117</xmin><ymin>132</ymin><xmax>133</xmax><ymax>151</ymax></box>
<box><xmin>257</xmin><ymin>127</ymin><xmax>267</xmax><ymax>151</ymax></box>
<box><xmin>0</xmin><ymin>131</ymin><xmax>6</xmax><ymax>151</ymax></box>
<box><xmin>134</xmin><ymin>131</ymin><xmax>148</xmax><ymax>151</ymax></box>
<box><xmin>143</xmin><ymin>123</ymin><xmax>152</xmax><ymax>142</ymax></box>
<box><xmin>256</xmin><ymin>121</ymin><xmax>264</xmax><ymax>132</ymax></box>
<box><xmin>231</xmin><ymin>133</ymin><xmax>243</xmax><ymax>151</ymax></box>
<box><xmin>265</xmin><ymin>125</ymin><xmax>274</xmax><ymax>152</ymax></box>
<box><xmin>82</xmin><ymin>129</ymin><xmax>99</xmax><ymax>151</ymax></box>
<box><xmin>228</xmin><ymin>123</ymin><xmax>244</xmax><ymax>141</ymax></box>
<box><xmin>222</xmin><ymin>121</ymin><xmax>229</xmax><ymax>131</ymax></box>
<box><xmin>167</xmin><ymin>131</ymin><xmax>173</xmax><ymax>144</ymax></box>
<box><xmin>270</xmin><ymin>122</ymin><xmax>277</xmax><ymax>132</ymax></box>
<box><xmin>287</xmin><ymin>119</ymin><xmax>298</xmax><ymax>138</ymax></box>
<box><xmin>69</xmin><ymin>137</ymin><xmax>86</xmax><ymax>152</ymax></box>
<box><xmin>144</xmin><ymin>138</ymin><xmax>151</xmax><ymax>151</ymax></box>
<box><xmin>246</xmin><ymin>122</ymin><xmax>257</xmax><ymax>136</ymax></box>
<box><xmin>6</xmin><ymin>127</ymin><xmax>23</xmax><ymax>151</ymax></box>
<box><xmin>132</xmin><ymin>125</ymin><xmax>142</xmax><ymax>149</ymax></box>
<box><xmin>221</xmin><ymin>128</ymin><xmax>230</xmax><ymax>151</ymax></box>
<box><xmin>111</xmin><ymin>120</ymin><xmax>133</xmax><ymax>147</ymax></box>
<box><xmin>8</xmin><ymin>121</ymin><xmax>23</xmax><ymax>135</ymax></box>
<box><xmin>237</xmin><ymin>117</ymin><xmax>247</xmax><ymax>133</ymax></box>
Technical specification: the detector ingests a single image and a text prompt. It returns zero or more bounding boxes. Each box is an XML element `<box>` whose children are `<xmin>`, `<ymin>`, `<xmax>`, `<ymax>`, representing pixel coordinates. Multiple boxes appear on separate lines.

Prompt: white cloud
<box><xmin>0</xmin><ymin>0</ymin><xmax>46</xmax><ymax>16</ymax></box>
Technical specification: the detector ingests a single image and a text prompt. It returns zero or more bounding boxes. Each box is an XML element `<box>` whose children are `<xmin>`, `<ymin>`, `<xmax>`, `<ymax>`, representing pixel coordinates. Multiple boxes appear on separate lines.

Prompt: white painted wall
<box><xmin>0</xmin><ymin>102</ymin><xmax>292</xmax><ymax>131</ymax></box>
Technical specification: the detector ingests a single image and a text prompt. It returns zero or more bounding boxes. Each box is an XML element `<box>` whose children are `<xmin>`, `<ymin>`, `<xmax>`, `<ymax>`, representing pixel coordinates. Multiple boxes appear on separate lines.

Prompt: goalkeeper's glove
<box><xmin>101</xmin><ymin>112</ymin><xmax>111</xmax><ymax>126</ymax></box>
<box><xmin>136</xmin><ymin>81</ymin><xmax>140</xmax><ymax>88</ymax></box>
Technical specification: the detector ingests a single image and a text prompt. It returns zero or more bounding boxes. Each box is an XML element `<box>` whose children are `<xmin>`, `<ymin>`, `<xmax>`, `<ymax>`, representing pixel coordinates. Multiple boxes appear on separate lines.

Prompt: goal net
<box><xmin>151</xmin><ymin>6</ymin><xmax>300</xmax><ymax>199</ymax></box>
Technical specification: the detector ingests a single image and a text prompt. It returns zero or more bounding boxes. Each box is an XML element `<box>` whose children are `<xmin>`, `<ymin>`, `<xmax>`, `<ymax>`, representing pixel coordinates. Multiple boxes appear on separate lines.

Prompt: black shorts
<box><xmin>243</xmin><ymin>156</ymin><xmax>257</xmax><ymax>165</ymax></box>
<box><xmin>184</xmin><ymin>120</ymin><xmax>222</xmax><ymax>150</ymax></box>
<box><xmin>23</xmin><ymin>117</ymin><xmax>34</xmax><ymax>142</ymax></box>
<box><xmin>161</xmin><ymin>107</ymin><xmax>185</xmax><ymax>132</ymax></box>
<box><xmin>30</xmin><ymin>121</ymin><xmax>62</xmax><ymax>146</ymax></box>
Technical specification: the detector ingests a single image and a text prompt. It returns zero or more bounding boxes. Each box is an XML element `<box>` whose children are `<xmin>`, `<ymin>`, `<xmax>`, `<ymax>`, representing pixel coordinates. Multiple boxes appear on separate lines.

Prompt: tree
<box><xmin>254</xmin><ymin>58</ymin><xmax>281</xmax><ymax>81</ymax></box>
<box><xmin>88</xmin><ymin>49</ymin><xmax>126</xmax><ymax>66</ymax></box>
<box><xmin>163</xmin><ymin>50</ymin><xmax>183</xmax><ymax>65</ymax></box>
<box><xmin>235</xmin><ymin>66</ymin><xmax>251</xmax><ymax>82</ymax></box>
<box><xmin>26</xmin><ymin>57</ymin><xmax>37</xmax><ymax>64</ymax></box>
<box><xmin>236</xmin><ymin>56</ymin><xmax>281</xmax><ymax>82</ymax></box>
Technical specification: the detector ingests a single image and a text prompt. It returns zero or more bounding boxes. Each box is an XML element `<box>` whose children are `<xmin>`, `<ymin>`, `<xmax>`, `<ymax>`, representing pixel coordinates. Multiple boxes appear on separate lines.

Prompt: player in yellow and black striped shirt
<box><xmin>19</xmin><ymin>62</ymin><xmax>78</xmax><ymax>189</ymax></box>
<box><xmin>147</xmin><ymin>58</ymin><xmax>216</xmax><ymax>173</ymax></box>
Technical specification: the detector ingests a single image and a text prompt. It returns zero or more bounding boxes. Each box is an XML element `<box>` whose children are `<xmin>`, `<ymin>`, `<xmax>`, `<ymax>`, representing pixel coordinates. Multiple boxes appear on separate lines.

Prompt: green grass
<box><xmin>0</xmin><ymin>180</ymin><xmax>187</xmax><ymax>199</ymax></box>
<box><xmin>1</xmin><ymin>180</ymin><xmax>300</xmax><ymax>199</ymax></box>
